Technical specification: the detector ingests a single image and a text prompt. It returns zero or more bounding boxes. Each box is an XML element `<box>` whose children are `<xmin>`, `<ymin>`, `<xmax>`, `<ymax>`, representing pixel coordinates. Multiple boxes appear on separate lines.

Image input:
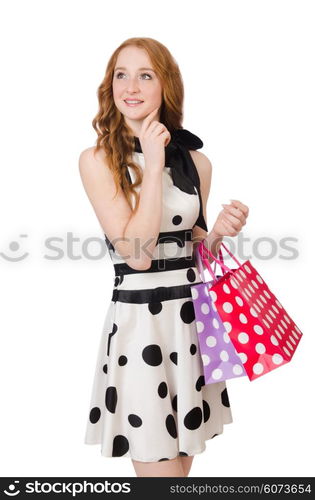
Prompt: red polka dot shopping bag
<box><xmin>191</xmin><ymin>245</ymin><xmax>247</xmax><ymax>384</ymax></box>
<box><xmin>195</xmin><ymin>240</ymin><xmax>303</xmax><ymax>381</ymax></box>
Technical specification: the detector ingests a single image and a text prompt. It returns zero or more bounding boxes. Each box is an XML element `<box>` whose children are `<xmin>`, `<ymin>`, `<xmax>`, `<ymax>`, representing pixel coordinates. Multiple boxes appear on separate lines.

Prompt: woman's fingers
<box><xmin>216</xmin><ymin>200</ymin><xmax>249</xmax><ymax>238</ymax></box>
<box><xmin>222</xmin><ymin>203</ymin><xmax>247</xmax><ymax>224</ymax></box>
<box><xmin>221</xmin><ymin>217</ymin><xmax>238</xmax><ymax>235</ymax></box>
<box><xmin>140</xmin><ymin>107</ymin><xmax>160</xmax><ymax>136</ymax></box>
<box><xmin>230</xmin><ymin>199</ymin><xmax>249</xmax><ymax>217</ymax></box>
<box><xmin>221</xmin><ymin>210</ymin><xmax>244</xmax><ymax>229</ymax></box>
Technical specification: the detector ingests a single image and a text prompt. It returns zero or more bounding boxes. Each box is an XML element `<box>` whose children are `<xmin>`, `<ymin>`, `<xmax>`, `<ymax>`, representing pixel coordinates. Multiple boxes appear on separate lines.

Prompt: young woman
<box><xmin>79</xmin><ymin>37</ymin><xmax>249</xmax><ymax>477</ymax></box>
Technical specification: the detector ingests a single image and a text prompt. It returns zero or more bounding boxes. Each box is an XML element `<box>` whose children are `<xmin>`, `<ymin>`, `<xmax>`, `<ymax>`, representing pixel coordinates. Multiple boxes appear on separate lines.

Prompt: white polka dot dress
<box><xmin>84</xmin><ymin>129</ymin><xmax>233</xmax><ymax>462</ymax></box>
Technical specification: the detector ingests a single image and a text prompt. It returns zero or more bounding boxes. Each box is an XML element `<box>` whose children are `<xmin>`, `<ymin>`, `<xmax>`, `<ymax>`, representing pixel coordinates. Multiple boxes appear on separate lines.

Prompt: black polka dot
<box><xmin>184</xmin><ymin>407</ymin><xmax>203</xmax><ymax>430</ymax></box>
<box><xmin>112</xmin><ymin>435</ymin><xmax>129</xmax><ymax>456</ymax></box>
<box><xmin>190</xmin><ymin>343</ymin><xmax>197</xmax><ymax>355</ymax></box>
<box><xmin>165</xmin><ymin>414</ymin><xmax>177</xmax><ymax>438</ymax></box>
<box><xmin>148</xmin><ymin>302</ymin><xmax>162</xmax><ymax>315</ymax></box>
<box><xmin>142</xmin><ymin>344</ymin><xmax>163</xmax><ymax>366</ymax></box>
<box><xmin>105</xmin><ymin>386</ymin><xmax>118</xmax><ymax>413</ymax></box>
<box><xmin>179</xmin><ymin>451</ymin><xmax>188</xmax><ymax>456</ymax></box>
<box><xmin>195</xmin><ymin>375</ymin><xmax>205</xmax><ymax>391</ymax></box>
<box><xmin>180</xmin><ymin>301</ymin><xmax>195</xmax><ymax>323</ymax></box>
<box><xmin>118</xmin><ymin>355</ymin><xmax>128</xmax><ymax>366</ymax></box>
<box><xmin>119</xmin><ymin>275</ymin><xmax>124</xmax><ymax>285</ymax></box>
<box><xmin>107</xmin><ymin>322</ymin><xmax>118</xmax><ymax>356</ymax></box>
<box><xmin>158</xmin><ymin>457</ymin><xmax>170</xmax><ymax>461</ymax></box>
<box><xmin>187</xmin><ymin>268</ymin><xmax>196</xmax><ymax>282</ymax></box>
<box><xmin>89</xmin><ymin>407</ymin><xmax>101</xmax><ymax>424</ymax></box>
<box><xmin>128</xmin><ymin>414</ymin><xmax>143</xmax><ymax>427</ymax></box>
<box><xmin>203</xmin><ymin>400</ymin><xmax>211</xmax><ymax>423</ymax></box>
<box><xmin>172</xmin><ymin>395</ymin><xmax>177</xmax><ymax>412</ymax></box>
<box><xmin>221</xmin><ymin>388</ymin><xmax>230</xmax><ymax>407</ymax></box>
<box><xmin>114</xmin><ymin>276</ymin><xmax>120</xmax><ymax>287</ymax></box>
<box><xmin>177</xmin><ymin>239</ymin><xmax>185</xmax><ymax>248</ymax></box>
<box><xmin>158</xmin><ymin>382</ymin><xmax>168</xmax><ymax>398</ymax></box>
<box><xmin>102</xmin><ymin>363</ymin><xmax>108</xmax><ymax>374</ymax></box>
<box><xmin>170</xmin><ymin>352</ymin><xmax>178</xmax><ymax>365</ymax></box>
<box><xmin>172</xmin><ymin>215</ymin><xmax>182</xmax><ymax>225</ymax></box>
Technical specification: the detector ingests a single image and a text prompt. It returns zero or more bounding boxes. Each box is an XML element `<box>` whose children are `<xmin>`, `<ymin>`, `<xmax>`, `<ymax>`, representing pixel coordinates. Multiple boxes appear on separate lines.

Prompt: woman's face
<box><xmin>112</xmin><ymin>46</ymin><xmax>163</xmax><ymax>134</ymax></box>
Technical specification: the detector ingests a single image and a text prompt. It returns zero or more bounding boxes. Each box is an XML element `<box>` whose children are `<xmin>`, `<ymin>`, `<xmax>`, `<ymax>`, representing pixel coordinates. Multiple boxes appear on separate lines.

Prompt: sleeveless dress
<box><xmin>84</xmin><ymin>128</ymin><xmax>233</xmax><ymax>462</ymax></box>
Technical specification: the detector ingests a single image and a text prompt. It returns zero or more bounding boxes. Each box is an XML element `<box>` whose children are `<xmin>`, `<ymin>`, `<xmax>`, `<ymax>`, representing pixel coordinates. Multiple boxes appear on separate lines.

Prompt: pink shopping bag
<box><xmin>199</xmin><ymin>240</ymin><xmax>303</xmax><ymax>381</ymax></box>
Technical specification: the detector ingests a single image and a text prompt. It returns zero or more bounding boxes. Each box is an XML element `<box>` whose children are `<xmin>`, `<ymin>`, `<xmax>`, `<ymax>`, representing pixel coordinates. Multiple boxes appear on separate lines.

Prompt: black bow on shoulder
<box><xmin>133</xmin><ymin>128</ymin><xmax>208</xmax><ymax>232</ymax></box>
<box><xmin>133</xmin><ymin>128</ymin><xmax>203</xmax><ymax>194</ymax></box>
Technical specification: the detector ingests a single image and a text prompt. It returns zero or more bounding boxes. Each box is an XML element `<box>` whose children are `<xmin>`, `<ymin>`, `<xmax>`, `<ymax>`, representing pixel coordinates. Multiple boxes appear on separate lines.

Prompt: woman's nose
<box><xmin>125</xmin><ymin>77</ymin><xmax>140</xmax><ymax>92</ymax></box>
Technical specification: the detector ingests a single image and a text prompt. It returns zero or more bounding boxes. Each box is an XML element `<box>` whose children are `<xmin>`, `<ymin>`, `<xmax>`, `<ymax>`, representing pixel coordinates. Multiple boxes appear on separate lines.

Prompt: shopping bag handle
<box><xmin>196</xmin><ymin>239</ymin><xmax>227</xmax><ymax>277</ymax></box>
<box><xmin>194</xmin><ymin>245</ymin><xmax>214</xmax><ymax>282</ymax></box>
<box><xmin>200</xmin><ymin>240</ymin><xmax>242</xmax><ymax>268</ymax></box>
<box><xmin>198</xmin><ymin>240</ymin><xmax>242</xmax><ymax>281</ymax></box>
<box><xmin>198</xmin><ymin>243</ymin><xmax>225</xmax><ymax>281</ymax></box>
<box><xmin>194</xmin><ymin>243</ymin><xmax>224</xmax><ymax>282</ymax></box>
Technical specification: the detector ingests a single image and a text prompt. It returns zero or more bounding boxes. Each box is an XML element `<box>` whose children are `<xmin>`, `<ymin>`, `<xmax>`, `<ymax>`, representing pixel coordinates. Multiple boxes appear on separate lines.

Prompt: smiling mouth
<box><xmin>124</xmin><ymin>100</ymin><xmax>144</xmax><ymax>106</ymax></box>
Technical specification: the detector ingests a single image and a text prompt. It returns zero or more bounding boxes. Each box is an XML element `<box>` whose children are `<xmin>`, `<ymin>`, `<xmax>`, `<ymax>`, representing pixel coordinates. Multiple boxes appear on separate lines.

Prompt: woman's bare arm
<box><xmin>78</xmin><ymin>146</ymin><xmax>163</xmax><ymax>270</ymax></box>
<box><xmin>190</xmin><ymin>150</ymin><xmax>223</xmax><ymax>261</ymax></box>
<box><xmin>191</xmin><ymin>151</ymin><xmax>249</xmax><ymax>267</ymax></box>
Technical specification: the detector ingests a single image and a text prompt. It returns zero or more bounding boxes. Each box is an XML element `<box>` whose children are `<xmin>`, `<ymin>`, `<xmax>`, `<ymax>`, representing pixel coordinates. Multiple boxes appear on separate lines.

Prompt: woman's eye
<box><xmin>115</xmin><ymin>72</ymin><xmax>152</xmax><ymax>80</ymax></box>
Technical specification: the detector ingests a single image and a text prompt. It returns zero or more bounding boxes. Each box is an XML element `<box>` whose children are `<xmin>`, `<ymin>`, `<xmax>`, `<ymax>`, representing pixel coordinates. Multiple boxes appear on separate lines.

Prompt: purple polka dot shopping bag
<box><xmin>191</xmin><ymin>244</ymin><xmax>247</xmax><ymax>385</ymax></box>
<box><xmin>195</xmin><ymin>240</ymin><xmax>303</xmax><ymax>382</ymax></box>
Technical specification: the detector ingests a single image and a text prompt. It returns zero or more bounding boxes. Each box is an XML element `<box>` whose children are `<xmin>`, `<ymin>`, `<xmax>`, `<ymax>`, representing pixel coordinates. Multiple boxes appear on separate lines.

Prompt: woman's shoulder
<box><xmin>79</xmin><ymin>145</ymin><xmax>107</xmax><ymax>165</ymax></box>
<box><xmin>78</xmin><ymin>146</ymin><xmax>113</xmax><ymax>185</ymax></box>
<box><xmin>189</xmin><ymin>149</ymin><xmax>213</xmax><ymax>179</ymax></box>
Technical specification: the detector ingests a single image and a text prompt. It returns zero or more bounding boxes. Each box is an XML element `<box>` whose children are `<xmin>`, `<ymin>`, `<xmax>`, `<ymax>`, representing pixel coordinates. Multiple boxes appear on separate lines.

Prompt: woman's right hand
<box><xmin>139</xmin><ymin>107</ymin><xmax>171</xmax><ymax>171</ymax></box>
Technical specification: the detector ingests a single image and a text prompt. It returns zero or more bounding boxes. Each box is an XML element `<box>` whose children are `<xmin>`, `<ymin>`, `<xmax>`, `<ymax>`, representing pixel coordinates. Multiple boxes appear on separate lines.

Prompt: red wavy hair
<box><xmin>92</xmin><ymin>37</ymin><xmax>185</xmax><ymax>212</ymax></box>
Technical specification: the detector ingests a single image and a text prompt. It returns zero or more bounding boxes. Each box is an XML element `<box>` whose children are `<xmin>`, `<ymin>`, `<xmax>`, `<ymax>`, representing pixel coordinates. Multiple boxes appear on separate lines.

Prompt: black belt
<box><xmin>105</xmin><ymin>228</ymin><xmax>192</xmax><ymax>252</ymax></box>
<box><xmin>111</xmin><ymin>282</ymin><xmax>203</xmax><ymax>304</ymax></box>
<box><xmin>113</xmin><ymin>255</ymin><xmax>197</xmax><ymax>276</ymax></box>
<box><xmin>156</xmin><ymin>228</ymin><xmax>192</xmax><ymax>246</ymax></box>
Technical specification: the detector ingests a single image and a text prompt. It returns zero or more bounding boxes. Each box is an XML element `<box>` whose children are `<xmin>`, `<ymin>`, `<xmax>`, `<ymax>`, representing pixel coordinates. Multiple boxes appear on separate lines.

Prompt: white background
<box><xmin>0</xmin><ymin>0</ymin><xmax>314</xmax><ymax>478</ymax></box>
